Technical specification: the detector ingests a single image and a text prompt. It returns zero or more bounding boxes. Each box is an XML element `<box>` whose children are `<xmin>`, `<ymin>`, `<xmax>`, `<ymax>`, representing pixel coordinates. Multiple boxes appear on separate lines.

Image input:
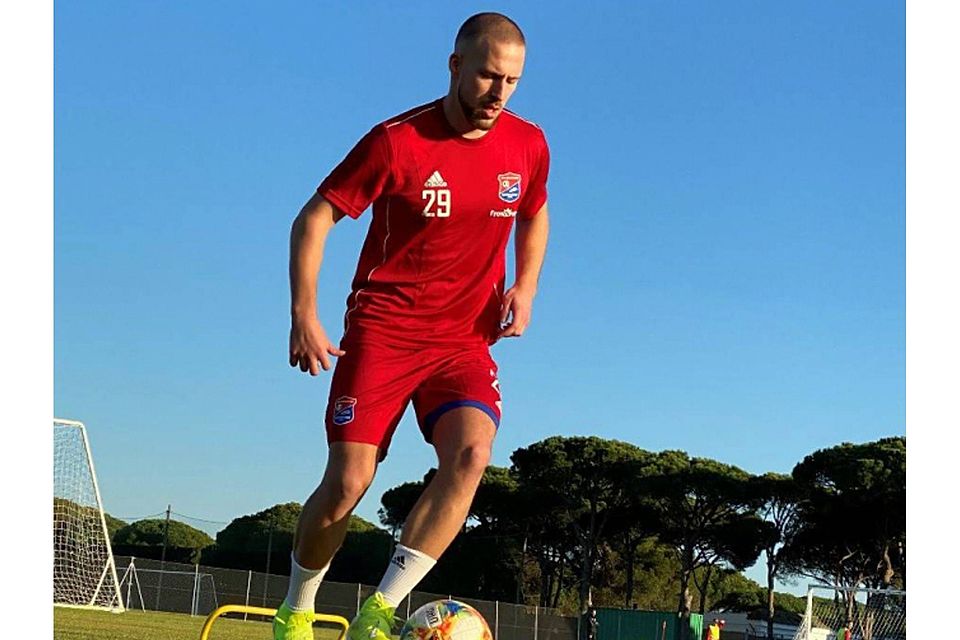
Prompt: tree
<box><xmin>458</xmin><ymin>466</ymin><xmax>530</xmax><ymax>602</ymax></box>
<box><xmin>379</xmin><ymin>480</ymin><xmax>426</xmax><ymax>539</ymax></box>
<box><xmin>607</xmin><ymin>526</ymin><xmax>651</xmax><ymax>608</ymax></box>
<box><xmin>468</xmin><ymin>465</ymin><xmax>519</xmax><ymax>528</ymax></box>
<box><xmin>104</xmin><ymin>512</ymin><xmax>128</xmax><ymax>540</ymax></box>
<box><xmin>605</xmin><ymin>485</ymin><xmax>662</xmax><ymax>608</ymax></box>
<box><xmin>626</xmin><ymin>538</ymin><xmax>684</xmax><ymax>611</ymax></box>
<box><xmin>212</xmin><ymin>502</ymin><xmax>300</xmax><ymax>561</ymax></box>
<box><xmin>511</xmin><ymin>436</ymin><xmax>651</xmax><ymax>614</ymax></box>
<box><xmin>784</xmin><ymin>438</ymin><xmax>905</xmax><ymax>584</ymax></box>
<box><xmin>112</xmin><ymin>518</ymin><xmax>214</xmax><ymax>563</ymax></box>
<box><xmin>781</xmin><ymin>437</ymin><xmax>905</xmax><ymax>625</ymax></box>
<box><xmin>631</xmin><ymin>451</ymin><xmax>765</xmax><ymax>620</ymax></box>
<box><xmin>501</xmin><ymin>462</ymin><xmax>578</xmax><ymax>608</ymax></box>
<box><xmin>691</xmin><ymin>515</ymin><xmax>775</xmax><ymax>615</ymax></box>
<box><xmin>701</xmin><ymin>567</ymin><xmax>763</xmax><ymax>611</ymax></box>
<box><xmin>752</xmin><ymin>472</ymin><xmax>803</xmax><ymax>640</ymax></box>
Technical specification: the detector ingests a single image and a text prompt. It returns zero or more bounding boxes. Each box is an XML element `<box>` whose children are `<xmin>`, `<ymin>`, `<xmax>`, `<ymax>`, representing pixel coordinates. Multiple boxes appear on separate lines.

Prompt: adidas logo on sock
<box><xmin>424</xmin><ymin>170</ymin><xmax>447</xmax><ymax>188</ymax></box>
<box><xmin>391</xmin><ymin>554</ymin><xmax>406</xmax><ymax>570</ymax></box>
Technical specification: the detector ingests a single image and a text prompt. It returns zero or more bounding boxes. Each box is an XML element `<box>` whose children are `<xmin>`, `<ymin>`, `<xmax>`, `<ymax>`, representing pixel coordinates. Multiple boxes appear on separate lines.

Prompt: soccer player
<box><xmin>273</xmin><ymin>12</ymin><xmax>551</xmax><ymax>640</ymax></box>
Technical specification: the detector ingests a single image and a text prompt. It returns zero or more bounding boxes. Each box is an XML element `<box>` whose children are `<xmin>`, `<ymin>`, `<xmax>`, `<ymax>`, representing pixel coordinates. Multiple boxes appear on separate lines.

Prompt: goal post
<box><xmin>794</xmin><ymin>585</ymin><xmax>905</xmax><ymax>640</ymax></box>
<box><xmin>53</xmin><ymin>418</ymin><xmax>124</xmax><ymax>611</ymax></box>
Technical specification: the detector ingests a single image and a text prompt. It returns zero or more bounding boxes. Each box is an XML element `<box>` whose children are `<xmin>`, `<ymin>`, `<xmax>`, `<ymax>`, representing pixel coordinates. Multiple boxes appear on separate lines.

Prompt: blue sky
<box><xmin>54</xmin><ymin>2</ymin><xmax>904</xmax><ymax>594</ymax></box>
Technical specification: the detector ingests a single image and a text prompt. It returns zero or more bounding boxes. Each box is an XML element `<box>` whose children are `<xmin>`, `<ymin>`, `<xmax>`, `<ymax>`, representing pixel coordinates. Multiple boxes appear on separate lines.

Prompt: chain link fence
<box><xmin>115</xmin><ymin>556</ymin><xmax>578</xmax><ymax>640</ymax></box>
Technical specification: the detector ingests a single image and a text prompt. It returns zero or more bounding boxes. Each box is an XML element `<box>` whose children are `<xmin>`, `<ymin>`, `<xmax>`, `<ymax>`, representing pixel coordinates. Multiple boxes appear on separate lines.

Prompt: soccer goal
<box><xmin>117</xmin><ymin>558</ymin><xmax>220</xmax><ymax>616</ymax></box>
<box><xmin>53</xmin><ymin>418</ymin><xmax>124</xmax><ymax>611</ymax></box>
<box><xmin>793</xmin><ymin>585</ymin><xmax>905</xmax><ymax>640</ymax></box>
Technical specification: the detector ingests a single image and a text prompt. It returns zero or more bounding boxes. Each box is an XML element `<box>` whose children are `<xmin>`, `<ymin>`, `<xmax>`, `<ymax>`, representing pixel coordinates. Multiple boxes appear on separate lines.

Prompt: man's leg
<box><xmin>350</xmin><ymin>405</ymin><xmax>495</xmax><ymax>639</ymax></box>
<box><xmin>283</xmin><ymin>340</ymin><xmax>412</xmax><ymax>616</ymax></box>
<box><xmin>293</xmin><ymin>441</ymin><xmax>380</xmax><ymax>569</ymax></box>
<box><xmin>274</xmin><ymin>441</ymin><xmax>379</xmax><ymax>640</ymax></box>
<box><xmin>347</xmin><ymin>346</ymin><xmax>501</xmax><ymax>640</ymax></box>
<box><xmin>398</xmin><ymin>406</ymin><xmax>495</xmax><ymax>558</ymax></box>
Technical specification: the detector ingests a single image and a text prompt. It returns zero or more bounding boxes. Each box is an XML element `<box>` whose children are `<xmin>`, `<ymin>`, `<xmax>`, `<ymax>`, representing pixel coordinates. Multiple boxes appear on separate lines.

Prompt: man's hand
<box><xmin>289</xmin><ymin>312</ymin><xmax>345</xmax><ymax>375</ymax></box>
<box><xmin>499</xmin><ymin>284</ymin><xmax>536</xmax><ymax>339</ymax></box>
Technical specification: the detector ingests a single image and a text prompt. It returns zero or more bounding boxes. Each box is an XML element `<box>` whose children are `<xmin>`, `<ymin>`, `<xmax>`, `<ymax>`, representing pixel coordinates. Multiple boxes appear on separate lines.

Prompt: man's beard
<box><xmin>457</xmin><ymin>84</ymin><xmax>500</xmax><ymax>131</ymax></box>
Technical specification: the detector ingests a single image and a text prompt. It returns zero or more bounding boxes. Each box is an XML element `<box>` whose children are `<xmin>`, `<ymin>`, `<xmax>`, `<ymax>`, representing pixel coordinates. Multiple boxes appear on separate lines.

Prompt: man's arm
<box><xmin>289</xmin><ymin>192</ymin><xmax>347</xmax><ymax>375</ymax></box>
<box><xmin>499</xmin><ymin>203</ymin><xmax>550</xmax><ymax>338</ymax></box>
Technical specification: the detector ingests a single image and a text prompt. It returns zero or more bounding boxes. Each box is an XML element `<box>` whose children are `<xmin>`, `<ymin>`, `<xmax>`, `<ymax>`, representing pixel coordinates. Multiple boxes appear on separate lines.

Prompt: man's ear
<box><xmin>448</xmin><ymin>53</ymin><xmax>461</xmax><ymax>76</ymax></box>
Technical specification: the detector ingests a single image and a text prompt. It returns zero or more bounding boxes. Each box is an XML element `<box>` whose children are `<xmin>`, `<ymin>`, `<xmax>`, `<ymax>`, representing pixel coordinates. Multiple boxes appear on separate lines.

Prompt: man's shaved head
<box><xmin>454</xmin><ymin>12</ymin><xmax>525</xmax><ymax>53</ymax></box>
<box><xmin>445</xmin><ymin>12</ymin><xmax>526</xmax><ymax>136</ymax></box>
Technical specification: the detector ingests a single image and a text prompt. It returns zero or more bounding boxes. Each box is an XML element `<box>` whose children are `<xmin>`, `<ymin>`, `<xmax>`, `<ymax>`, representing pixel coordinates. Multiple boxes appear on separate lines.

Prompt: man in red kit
<box><xmin>272</xmin><ymin>12</ymin><xmax>550</xmax><ymax>640</ymax></box>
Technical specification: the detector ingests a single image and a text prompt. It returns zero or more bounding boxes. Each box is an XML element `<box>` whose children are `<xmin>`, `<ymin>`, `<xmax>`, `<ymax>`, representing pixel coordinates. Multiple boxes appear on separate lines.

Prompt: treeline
<box><xmin>99</xmin><ymin>435</ymin><xmax>905</xmax><ymax>628</ymax></box>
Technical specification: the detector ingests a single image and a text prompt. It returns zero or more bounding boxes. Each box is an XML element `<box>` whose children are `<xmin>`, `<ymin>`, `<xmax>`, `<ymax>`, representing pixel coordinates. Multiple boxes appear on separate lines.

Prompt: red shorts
<box><xmin>324</xmin><ymin>342</ymin><xmax>502</xmax><ymax>460</ymax></box>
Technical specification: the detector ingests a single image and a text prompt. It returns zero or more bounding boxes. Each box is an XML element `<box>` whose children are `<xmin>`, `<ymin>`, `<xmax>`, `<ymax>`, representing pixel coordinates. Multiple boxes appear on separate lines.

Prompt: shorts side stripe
<box><xmin>422</xmin><ymin>399</ymin><xmax>500</xmax><ymax>442</ymax></box>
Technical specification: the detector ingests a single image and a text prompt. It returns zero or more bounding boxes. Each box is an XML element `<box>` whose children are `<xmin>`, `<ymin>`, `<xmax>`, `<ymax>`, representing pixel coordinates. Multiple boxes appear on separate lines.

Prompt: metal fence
<box><xmin>115</xmin><ymin>556</ymin><xmax>578</xmax><ymax>640</ymax></box>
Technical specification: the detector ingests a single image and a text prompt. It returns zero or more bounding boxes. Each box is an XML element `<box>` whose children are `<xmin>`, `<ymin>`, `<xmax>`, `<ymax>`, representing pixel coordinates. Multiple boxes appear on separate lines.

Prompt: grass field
<box><xmin>54</xmin><ymin>607</ymin><xmax>345</xmax><ymax>640</ymax></box>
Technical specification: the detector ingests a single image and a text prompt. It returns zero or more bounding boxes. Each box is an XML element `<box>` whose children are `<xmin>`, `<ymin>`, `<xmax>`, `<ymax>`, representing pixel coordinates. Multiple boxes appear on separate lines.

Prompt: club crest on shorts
<box><xmin>497</xmin><ymin>172</ymin><xmax>522</xmax><ymax>203</ymax></box>
<box><xmin>333</xmin><ymin>396</ymin><xmax>357</xmax><ymax>426</ymax></box>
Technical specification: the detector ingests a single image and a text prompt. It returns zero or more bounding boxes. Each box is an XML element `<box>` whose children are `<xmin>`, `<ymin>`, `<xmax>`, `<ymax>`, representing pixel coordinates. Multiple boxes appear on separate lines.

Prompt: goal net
<box><xmin>53</xmin><ymin>418</ymin><xmax>124</xmax><ymax>611</ymax></box>
<box><xmin>794</xmin><ymin>585</ymin><xmax>905</xmax><ymax>640</ymax></box>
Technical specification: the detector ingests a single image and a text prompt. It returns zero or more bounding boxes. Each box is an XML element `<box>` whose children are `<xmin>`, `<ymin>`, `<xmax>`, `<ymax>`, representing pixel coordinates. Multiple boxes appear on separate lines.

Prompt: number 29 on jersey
<box><xmin>422</xmin><ymin>188</ymin><xmax>451</xmax><ymax>218</ymax></box>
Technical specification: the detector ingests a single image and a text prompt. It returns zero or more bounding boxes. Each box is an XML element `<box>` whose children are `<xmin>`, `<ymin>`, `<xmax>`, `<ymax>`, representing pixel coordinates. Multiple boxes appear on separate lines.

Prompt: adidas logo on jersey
<box><xmin>424</xmin><ymin>170</ymin><xmax>447</xmax><ymax>188</ymax></box>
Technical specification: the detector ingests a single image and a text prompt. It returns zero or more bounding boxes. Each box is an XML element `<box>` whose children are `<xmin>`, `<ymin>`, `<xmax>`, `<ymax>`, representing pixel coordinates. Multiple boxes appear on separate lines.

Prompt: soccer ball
<box><xmin>400</xmin><ymin>600</ymin><xmax>493</xmax><ymax>640</ymax></box>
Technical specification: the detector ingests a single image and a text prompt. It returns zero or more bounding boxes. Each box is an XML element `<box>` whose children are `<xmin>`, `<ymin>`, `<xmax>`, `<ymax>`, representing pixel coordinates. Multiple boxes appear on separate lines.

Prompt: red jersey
<box><xmin>318</xmin><ymin>98</ymin><xmax>550</xmax><ymax>349</ymax></box>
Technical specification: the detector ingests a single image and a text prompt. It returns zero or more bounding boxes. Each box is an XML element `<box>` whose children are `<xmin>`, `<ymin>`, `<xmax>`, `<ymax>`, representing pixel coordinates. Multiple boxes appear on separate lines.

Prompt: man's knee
<box><xmin>319</xmin><ymin>467</ymin><xmax>374</xmax><ymax>514</ymax></box>
<box><xmin>315</xmin><ymin>442</ymin><xmax>378</xmax><ymax>512</ymax></box>
<box><xmin>433</xmin><ymin>407</ymin><xmax>496</xmax><ymax>482</ymax></box>
<box><xmin>447</xmin><ymin>441</ymin><xmax>493</xmax><ymax>480</ymax></box>
<box><xmin>331</xmin><ymin>469</ymin><xmax>373</xmax><ymax>506</ymax></box>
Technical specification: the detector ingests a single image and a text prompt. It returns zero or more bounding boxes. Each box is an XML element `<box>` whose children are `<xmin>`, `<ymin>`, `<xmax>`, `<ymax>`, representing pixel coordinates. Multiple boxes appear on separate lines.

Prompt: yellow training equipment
<box><xmin>199</xmin><ymin>604</ymin><xmax>349</xmax><ymax>640</ymax></box>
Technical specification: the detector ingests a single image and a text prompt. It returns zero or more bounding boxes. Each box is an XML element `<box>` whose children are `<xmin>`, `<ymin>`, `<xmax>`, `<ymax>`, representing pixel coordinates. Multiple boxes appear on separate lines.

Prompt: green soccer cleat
<box><xmin>273</xmin><ymin>602</ymin><xmax>316</xmax><ymax>640</ymax></box>
<box><xmin>348</xmin><ymin>592</ymin><xmax>398</xmax><ymax>640</ymax></box>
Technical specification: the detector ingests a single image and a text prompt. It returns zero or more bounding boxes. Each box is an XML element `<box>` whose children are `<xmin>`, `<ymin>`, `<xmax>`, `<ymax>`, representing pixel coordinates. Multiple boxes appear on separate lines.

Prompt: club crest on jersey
<box><xmin>497</xmin><ymin>172</ymin><xmax>522</xmax><ymax>203</ymax></box>
<box><xmin>333</xmin><ymin>396</ymin><xmax>357</xmax><ymax>426</ymax></box>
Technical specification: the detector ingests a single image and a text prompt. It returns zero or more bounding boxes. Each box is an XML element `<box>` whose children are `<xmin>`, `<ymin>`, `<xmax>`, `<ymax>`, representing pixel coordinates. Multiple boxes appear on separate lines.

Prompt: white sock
<box><xmin>284</xmin><ymin>552</ymin><xmax>330</xmax><ymax>612</ymax></box>
<box><xmin>377</xmin><ymin>544</ymin><xmax>437</xmax><ymax>607</ymax></box>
